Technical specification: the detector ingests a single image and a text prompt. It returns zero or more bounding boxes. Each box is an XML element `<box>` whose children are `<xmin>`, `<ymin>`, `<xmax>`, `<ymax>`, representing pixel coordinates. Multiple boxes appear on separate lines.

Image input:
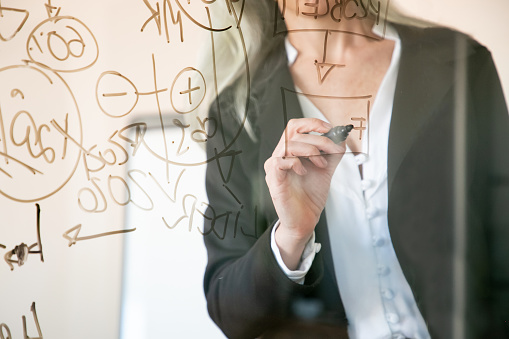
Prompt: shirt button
<box><xmin>386</xmin><ymin>312</ymin><xmax>400</xmax><ymax>324</ymax></box>
<box><xmin>377</xmin><ymin>265</ymin><xmax>390</xmax><ymax>276</ymax></box>
<box><xmin>354</xmin><ymin>153</ymin><xmax>368</xmax><ymax>165</ymax></box>
<box><xmin>365</xmin><ymin>206</ymin><xmax>377</xmax><ymax>219</ymax></box>
<box><xmin>360</xmin><ymin>179</ymin><xmax>373</xmax><ymax>191</ymax></box>
<box><xmin>372</xmin><ymin>236</ymin><xmax>386</xmax><ymax>247</ymax></box>
<box><xmin>381</xmin><ymin>288</ymin><xmax>394</xmax><ymax>299</ymax></box>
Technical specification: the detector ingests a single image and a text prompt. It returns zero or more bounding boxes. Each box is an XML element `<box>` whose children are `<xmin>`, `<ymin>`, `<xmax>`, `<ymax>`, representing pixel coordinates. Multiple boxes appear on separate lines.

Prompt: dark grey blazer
<box><xmin>203</xmin><ymin>24</ymin><xmax>509</xmax><ymax>339</ymax></box>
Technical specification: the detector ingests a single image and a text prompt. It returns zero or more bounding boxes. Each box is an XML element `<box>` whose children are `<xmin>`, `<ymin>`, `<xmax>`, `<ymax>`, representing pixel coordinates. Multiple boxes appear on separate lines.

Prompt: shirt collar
<box><xmin>285</xmin><ymin>38</ymin><xmax>298</xmax><ymax>66</ymax></box>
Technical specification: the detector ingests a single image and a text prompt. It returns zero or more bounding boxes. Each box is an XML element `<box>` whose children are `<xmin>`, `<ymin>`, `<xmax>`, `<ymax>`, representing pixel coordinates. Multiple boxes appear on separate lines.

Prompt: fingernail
<box><xmin>323</xmin><ymin>121</ymin><xmax>333</xmax><ymax>129</ymax></box>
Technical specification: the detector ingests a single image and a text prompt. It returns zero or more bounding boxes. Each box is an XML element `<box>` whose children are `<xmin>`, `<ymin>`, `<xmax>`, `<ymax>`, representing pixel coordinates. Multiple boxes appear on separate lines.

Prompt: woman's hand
<box><xmin>264</xmin><ymin>118</ymin><xmax>346</xmax><ymax>270</ymax></box>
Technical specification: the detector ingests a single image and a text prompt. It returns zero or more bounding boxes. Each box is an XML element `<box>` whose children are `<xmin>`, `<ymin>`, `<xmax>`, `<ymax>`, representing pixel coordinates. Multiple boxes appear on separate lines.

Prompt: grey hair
<box><xmin>198</xmin><ymin>0</ymin><xmax>279</xmax><ymax>141</ymax></box>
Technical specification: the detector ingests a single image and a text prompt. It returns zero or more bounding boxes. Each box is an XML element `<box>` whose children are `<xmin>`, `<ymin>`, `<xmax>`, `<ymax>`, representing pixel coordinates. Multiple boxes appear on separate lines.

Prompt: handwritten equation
<box><xmin>0</xmin><ymin>0</ymin><xmax>256</xmax><ymax>281</ymax></box>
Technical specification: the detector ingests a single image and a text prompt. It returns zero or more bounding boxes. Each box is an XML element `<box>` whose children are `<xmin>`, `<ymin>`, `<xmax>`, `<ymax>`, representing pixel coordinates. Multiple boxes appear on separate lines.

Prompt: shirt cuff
<box><xmin>270</xmin><ymin>220</ymin><xmax>322</xmax><ymax>285</ymax></box>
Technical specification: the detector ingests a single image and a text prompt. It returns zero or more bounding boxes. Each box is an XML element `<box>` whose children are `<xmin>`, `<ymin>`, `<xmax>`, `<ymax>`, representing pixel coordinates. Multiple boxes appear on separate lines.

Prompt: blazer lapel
<box><xmin>388</xmin><ymin>25</ymin><xmax>457</xmax><ymax>195</ymax></box>
<box><xmin>258</xmin><ymin>50</ymin><xmax>303</xmax><ymax>160</ymax></box>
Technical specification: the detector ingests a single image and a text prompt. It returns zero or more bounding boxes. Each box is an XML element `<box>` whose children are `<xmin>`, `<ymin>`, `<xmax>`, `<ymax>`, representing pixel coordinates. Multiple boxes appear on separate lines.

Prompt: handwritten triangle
<box><xmin>63</xmin><ymin>224</ymin><xmax>82</xmax><ymax>247</ymax></box>
<box><xmin>315</xmin><ymin>62</ymin><xmax>345</xmax><ymax>84</ymax></box>
<box><xmin>0</xmin><ymin>7</ymin><xmax>30</xmax><ymax>41</ymax></box>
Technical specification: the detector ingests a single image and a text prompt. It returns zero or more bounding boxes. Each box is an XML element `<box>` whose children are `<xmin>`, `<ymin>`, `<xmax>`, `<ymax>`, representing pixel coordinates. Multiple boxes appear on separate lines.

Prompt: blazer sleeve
<box><xmin>472</xmin><ymin>46</ymin><xmax>509</xmax><ymax>333</ymax></box>
<box><xmin>202</xmin><ymin>95</ymin><xmax>324</xmax><ymax>339</ymax></box>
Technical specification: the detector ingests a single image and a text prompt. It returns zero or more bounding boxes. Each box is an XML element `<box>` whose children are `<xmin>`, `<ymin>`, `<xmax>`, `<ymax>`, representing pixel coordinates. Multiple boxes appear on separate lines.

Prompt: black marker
<box><xmin>322</xmin><ymin>125</ymin><xmax>354</xmax><ymax>144</ymax></box>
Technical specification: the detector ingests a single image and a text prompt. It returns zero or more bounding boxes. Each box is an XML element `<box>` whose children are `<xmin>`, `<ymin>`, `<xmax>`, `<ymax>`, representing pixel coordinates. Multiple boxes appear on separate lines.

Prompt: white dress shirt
<box><xmin>270</xmin><ymin>24</ymin><xmax>431</xmax><ymax>339</ymax></box>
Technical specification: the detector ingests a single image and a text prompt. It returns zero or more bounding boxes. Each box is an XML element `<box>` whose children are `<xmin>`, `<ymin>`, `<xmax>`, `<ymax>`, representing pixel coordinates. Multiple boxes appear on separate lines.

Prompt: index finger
<box><xmin>285</xmin><ymin>118</ymin><xmax>333</xmax><ymax>136</ymax></box>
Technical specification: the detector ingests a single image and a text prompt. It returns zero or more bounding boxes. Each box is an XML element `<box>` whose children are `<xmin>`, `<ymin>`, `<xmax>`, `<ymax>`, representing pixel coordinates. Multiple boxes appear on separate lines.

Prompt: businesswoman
<box><xmin>201</xmin><ymin>0</ymin><xmax>509</xmax><ymax>338</ymax></box>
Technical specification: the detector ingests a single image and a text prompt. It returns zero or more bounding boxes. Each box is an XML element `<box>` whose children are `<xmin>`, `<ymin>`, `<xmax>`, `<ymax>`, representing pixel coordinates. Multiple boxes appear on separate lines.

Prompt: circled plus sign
<box><xmin>179</xmin><ymin>77</ymin><xmax>200</xmax><ymax>105</ymax></box>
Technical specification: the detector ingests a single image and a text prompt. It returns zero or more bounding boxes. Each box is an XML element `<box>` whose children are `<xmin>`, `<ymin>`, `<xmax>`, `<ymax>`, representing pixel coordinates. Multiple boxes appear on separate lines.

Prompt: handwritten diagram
<box><xmin>0</xmin><ymin>0</ymin><xmax>401</xmax><ymax>337</ymax></box>
<box><xmin>0</xmin><ymin>0</ymin><xmax>250</xmax><ymax>336</ymax></box>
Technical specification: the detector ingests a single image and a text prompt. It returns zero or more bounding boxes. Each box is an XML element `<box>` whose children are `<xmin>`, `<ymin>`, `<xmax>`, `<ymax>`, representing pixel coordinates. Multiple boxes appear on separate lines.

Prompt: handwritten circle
<box><xmin>140</xmin><ymin>29</ymin><xmax>250</xmax><ymax>167</ymax></box>
<box><xmin>170</xmin><ymin>67</ymin><xmax>206</xmax><ymax>114</ymax></box>
<box><xmin>0</xmin><ymin>65</ymin><xmax>82</xmax><ymax>202</ymax></box>
<box><xmin>26</xmin><ymin>16</ymin><xmax>99</xmax><ymax>73</ymax></box>
<box><xmin>96</xmin><ymin>71</ymin><xmax>139</xmax><ymax>118</ymax></box>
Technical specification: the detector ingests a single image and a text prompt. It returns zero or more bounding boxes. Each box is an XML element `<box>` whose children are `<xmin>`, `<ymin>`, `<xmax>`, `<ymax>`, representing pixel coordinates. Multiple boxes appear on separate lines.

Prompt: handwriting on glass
<box><xmin>0</xmin><ymin>302</ymin><xmax>43</xmax><ymax>339</ymax></box>
<box><xmin>3</xmin><ymin>204</ymin><xmax>44</xmax><ymax>271</ymax></box>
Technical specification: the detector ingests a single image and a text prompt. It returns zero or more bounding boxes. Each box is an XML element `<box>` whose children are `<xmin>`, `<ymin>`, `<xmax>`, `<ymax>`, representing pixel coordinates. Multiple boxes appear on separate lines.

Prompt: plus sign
<box><xmin>179</xmin><ymin>77</ymin><xmax>200</xmax><ymax>105</ymax></box>
<box><xmin>351</xmin><ymin>117</ymin><xmax>367</xmax><ymax>140</ymax></box>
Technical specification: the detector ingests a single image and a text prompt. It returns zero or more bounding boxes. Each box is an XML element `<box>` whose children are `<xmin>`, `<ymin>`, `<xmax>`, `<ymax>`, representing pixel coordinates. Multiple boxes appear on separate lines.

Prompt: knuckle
<box><xmin>264</xmin><ymin>158</ymin><xmax>272</xmax><ymax>172</ymax></box>
<box><xmin>304</xmin><ymin>144</ymin><xmax>317</xmax><ymax>156</ymax></box>
<box><xmin>287</xmin><ymin>118</ymin><xmax>298</xmax><ymax>129</ymax></box>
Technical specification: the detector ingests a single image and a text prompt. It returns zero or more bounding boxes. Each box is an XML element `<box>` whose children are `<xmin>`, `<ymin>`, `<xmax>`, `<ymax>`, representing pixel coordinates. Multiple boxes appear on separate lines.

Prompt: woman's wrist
<box><xmin>274</xmin><ymin>224</ymin><xmax>314</xmax><ymax>270</ymax></box>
